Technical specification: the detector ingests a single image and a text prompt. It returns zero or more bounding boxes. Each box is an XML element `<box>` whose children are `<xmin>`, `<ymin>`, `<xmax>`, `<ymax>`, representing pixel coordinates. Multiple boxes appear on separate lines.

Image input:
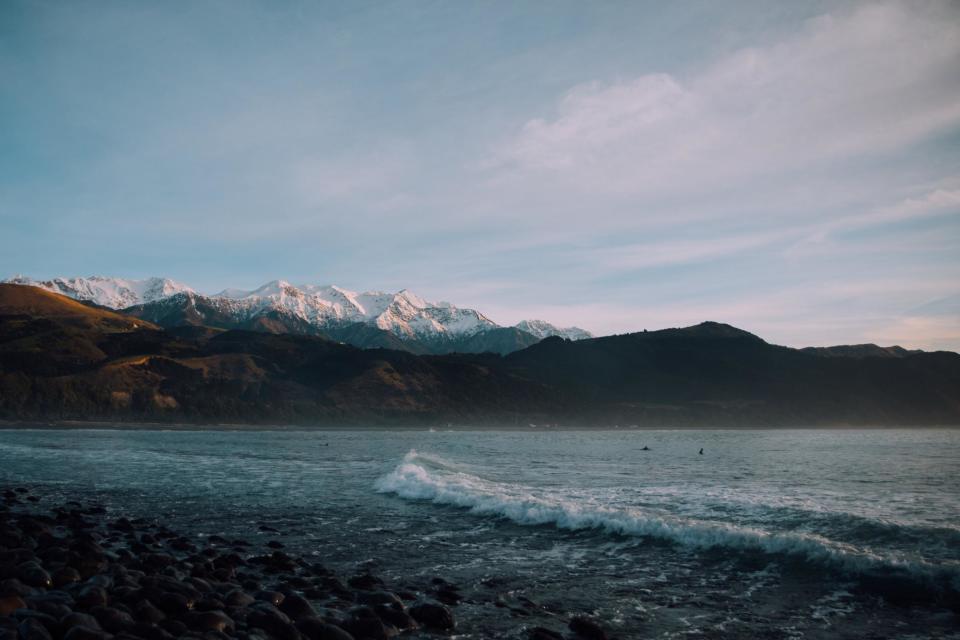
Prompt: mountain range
<box><xmin>2</xmin><ymin>275</ymin><xmax>591</xmax><ymax>355</ymax></box>
<box><xmin>1</xmin><ymin>283</ymin><xmax>957</xmax><ymax>427</ymax></box>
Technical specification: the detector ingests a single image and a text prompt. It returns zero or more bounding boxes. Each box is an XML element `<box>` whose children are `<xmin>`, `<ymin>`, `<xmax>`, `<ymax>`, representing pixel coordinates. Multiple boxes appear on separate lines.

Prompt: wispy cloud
<box><xmin>496</xmin><ymin>2</ymin><xmax>960</xmax><ymax>202</ymax></box>
<box><xmin>2</xmin><ymin>1</ymin><xmax>958</xmax><ymax>350</ymax></box>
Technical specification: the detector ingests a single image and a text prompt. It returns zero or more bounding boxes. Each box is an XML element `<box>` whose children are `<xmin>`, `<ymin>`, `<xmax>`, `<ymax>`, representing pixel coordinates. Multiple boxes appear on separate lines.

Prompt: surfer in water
<box><xmin>641</xmin><ymin>446</ymin><xmax>650</xmax><ymax>451</ymax></box>
<box><xmin>699</xmin><ymin>448</ymin><xmax>704</xmax><ymax>455</ymax></box>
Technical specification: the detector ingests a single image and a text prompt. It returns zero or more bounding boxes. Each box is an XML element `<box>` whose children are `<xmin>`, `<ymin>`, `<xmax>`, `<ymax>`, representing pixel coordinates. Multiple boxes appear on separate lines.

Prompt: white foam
<box><xmin>375</xmin><ymin>450</ymin><xmax>960</xmax><ymax>586</ymax></box>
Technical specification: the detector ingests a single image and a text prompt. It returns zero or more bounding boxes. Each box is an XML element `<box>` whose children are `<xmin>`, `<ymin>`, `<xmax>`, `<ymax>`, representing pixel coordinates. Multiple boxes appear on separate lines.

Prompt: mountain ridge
<box><xmin>1</xmin><ymin>284</ymin><xmax>957</xmax><ymax>427</ymax></box>
<box><xmin>3</xmin><ymin>275</ymin><xmax>592</xmax><ymax>354</ymax></box>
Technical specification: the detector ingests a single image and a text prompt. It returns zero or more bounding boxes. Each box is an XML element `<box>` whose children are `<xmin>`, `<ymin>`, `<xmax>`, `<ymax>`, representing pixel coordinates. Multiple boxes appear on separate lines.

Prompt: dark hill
<box><xmin>0</xmin><ymin>285</ymin><xmax>551</xmax><ymax>423</ymax></box>
<box><xmin>1</xmin><ymin>287</ymin><xmax>958</xmax><ymax>426</ymax></box>
<box><xmin>505</xmin><ymin>322</ymin><xmax>960</xmax><ymax>425</ymax></box>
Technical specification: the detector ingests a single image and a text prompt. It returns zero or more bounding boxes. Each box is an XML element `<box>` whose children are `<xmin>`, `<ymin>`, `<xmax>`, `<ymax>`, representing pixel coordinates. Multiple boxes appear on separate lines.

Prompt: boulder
<box><xmin>409</xmin><ymin>602</ymin><xmax>454</xmax><ymax>630</ymax></box>
<box><xmin>17</xmin><ymin>617</ymin><xmax>53</xmax><ymax>640</ymax></box>
<box><xmin>278</xmin><ymin>594</ymin><xmax>316</xmax><ymax>620</ymax></box>
<box><xmin>295</xmin><ymin>617</ymin><xmax>355</xmax><ymax>640</ymax></box>
<box><xmin>0</xmin><ymin>596</ymin><xmax>26</xmax><ymax>617</ymax></box>
<box><xmin>568</xmin><ymin>616</ymin><xmax>607</xmax><ymax>640</ymax></box>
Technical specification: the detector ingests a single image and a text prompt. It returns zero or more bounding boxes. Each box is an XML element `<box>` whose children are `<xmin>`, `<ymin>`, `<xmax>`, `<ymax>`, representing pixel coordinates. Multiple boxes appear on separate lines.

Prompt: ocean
<box><xmin>1</xmin><ymin>428</ymin><xmax>958</xmax><ymax>639</ymax></box>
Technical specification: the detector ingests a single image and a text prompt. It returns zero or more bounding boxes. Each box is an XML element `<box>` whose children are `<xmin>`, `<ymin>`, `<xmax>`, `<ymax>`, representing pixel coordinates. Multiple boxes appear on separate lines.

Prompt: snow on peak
<box><xmin>2</xmin><ymin>274</ymin><xmax>594</xmax><ymax>343</ymax></box>
<box><xmin>516</xmin><ymin>319</ymin><xmax>593</xmax><ymax>341</ymax></box>
<box><xmin>395</xmin><ymin>289</ymin><xmax>429</xmax><ymax>309</ymax></box>
<box><xmin>247</xmin><ymin>280</ymin><xmax>299</xmax><ymax>298</ymax></box>
<box><xmin>1</xmin><ymin>275</ymin><xmax>195</xmax><ymax>309</ymax></box>
<box><xmin>178</xmin><ymin>280</ymin><xmax>497</xmax><ymax>339</ymax></box>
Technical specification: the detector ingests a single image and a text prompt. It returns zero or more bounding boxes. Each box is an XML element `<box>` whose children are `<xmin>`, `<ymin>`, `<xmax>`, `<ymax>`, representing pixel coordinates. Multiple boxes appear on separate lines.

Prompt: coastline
<box><xmin>1</xmin><ymin>419</ymin><xmax>959</xmax><ymax>431</ymax></box>
<box><xmin>0</xmin><ymin>486</ymin><xmax>608</xmax><ymax>640</ymax></box>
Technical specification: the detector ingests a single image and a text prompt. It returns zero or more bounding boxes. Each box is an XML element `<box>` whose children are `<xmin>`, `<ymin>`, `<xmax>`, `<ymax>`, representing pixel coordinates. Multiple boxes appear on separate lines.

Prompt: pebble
<box><xmin>409</xmin><ymin>602</ymin><xmax>455</xmax><ymax>630</ymax></box>
<box><xmin>18</xmin><ymin>616</ymin><xmax>53</xmax><ymax>640</ymax></box>
<box><xmin>569</xmin><ymin>615</ymin><xmax>608</xmax><ymax>640</ymax></box>
<box><xmin>0</xmin><ymin>487</ymin><xmax>515</xmax><ymax>640</ymax></box>
<box><xmin>0</xmin><ymin>595</ymin><xmax>26</xmax><ymax>616</ymax></box>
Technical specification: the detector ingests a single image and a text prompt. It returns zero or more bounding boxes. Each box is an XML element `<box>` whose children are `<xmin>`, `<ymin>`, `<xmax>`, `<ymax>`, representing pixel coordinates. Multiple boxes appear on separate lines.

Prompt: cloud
<box><xmin>497</xmin><ymin>2</ymin><xmax>960</xmax><ymax>201</ymax></box>
<box><xmin>866</xmin><ymin>316</ymin><xmax>960</xmax><ymax>351</ymax></box>
<box><xmin>597</xmin><ymin>229</ymin><xmax>794</xmax><ymax>271</ymax></box>
<box><xmin>2</xmin><ymin>1</ymin><xmax>958</xmax><ymax>351</ymax></box>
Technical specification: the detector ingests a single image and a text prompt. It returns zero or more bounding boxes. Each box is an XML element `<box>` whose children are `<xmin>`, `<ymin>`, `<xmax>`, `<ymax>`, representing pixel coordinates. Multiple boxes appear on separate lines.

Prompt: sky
<box><xmin>1</xmin><ymin>0</ymin><xmax>959</xmax><ymax>350</ymax></box>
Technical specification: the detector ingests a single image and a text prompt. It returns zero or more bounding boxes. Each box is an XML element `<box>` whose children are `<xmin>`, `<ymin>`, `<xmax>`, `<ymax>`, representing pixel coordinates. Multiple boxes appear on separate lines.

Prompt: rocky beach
<box><xmin>0</xmin><ymin>487</ymin><xmax>609</xmax><ymax>640</ymax></box>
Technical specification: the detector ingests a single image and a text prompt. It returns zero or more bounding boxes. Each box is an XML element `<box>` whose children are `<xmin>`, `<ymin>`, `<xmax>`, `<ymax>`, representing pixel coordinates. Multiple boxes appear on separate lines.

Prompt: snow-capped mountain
<box><xmin>2</xmin><ymin>275</ymin><xmax>194</xmax><ymax>309</ymax></box>
<box><xmin>515</xmin><ymin>319</ymin><xmax>593</xmax><ymax>341</ymax></box>
<box><xmin>3</xmin><ymin>275</ymin><xmax>593</xmax><ymax>351</ymax></box>
<box><xmin>204</xmin><ymin>280</ymin><xmax>498</xmax><ymax>340</ymax></box>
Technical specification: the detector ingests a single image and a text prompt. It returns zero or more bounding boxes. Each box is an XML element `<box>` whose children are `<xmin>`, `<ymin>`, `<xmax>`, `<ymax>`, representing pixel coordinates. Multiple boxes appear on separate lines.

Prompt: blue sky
<box><xmin>1</xmin><ymin>0</ymin><xmax>959</xmax><ymax>349</ymax></box>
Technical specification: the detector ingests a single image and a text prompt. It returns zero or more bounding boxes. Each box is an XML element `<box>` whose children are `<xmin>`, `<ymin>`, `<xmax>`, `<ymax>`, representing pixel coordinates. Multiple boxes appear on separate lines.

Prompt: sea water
<box><xmin>1</xmin><ymin>428</ymin><xmax>958</xmax><ymax>638</ymax></box>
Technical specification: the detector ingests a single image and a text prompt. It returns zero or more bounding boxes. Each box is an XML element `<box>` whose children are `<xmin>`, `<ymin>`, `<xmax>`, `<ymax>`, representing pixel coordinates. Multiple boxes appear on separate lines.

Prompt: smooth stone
<box><xmin>186</xmin><ymin>610</ymin><xmax>235</xmax><ymax>634</ymax></box>
<box><xmin>75</xmin><ymin>586</ymin><xmax>109</xmax><ymax>609</ymax></box>
<box><xmin>132</xmin><ymin>600</ymin><xmax>165</xmax><ymax>625</ymax></box>
<box><xmin>433</xmin><ymin>586</ymin><xmax>461</xmax><ymax>606</ymax></box>
<box><xmin>107</xmin><ymin>587</ymin><xmax>139</xmax><ymax>607</ymax></box>
<box><xmin>18</xmin><ymin>617</ymin><xmax>52</xmax><ymax>640</ymax></box>
<box><xmin>11</xmin><ymin>610</ymin><xmax>58</xmax><ymax>629</ymax></box>
<box><xmin>253</xmin><ymin>592</ymin><xmax>284</xmax><ymax>607</ymax></box>
<box><xmin>246</xmin><ymin>606</ymin><xmax>298</xmax><ymax>640</ymax></box>
<box><xmin>38</xmin><ymin>547</ymin><xmax>70</xmax><ymax>565</ymax></box>
<box><xmin>140</xmin><ymin>577</ymin><xmax>200</xmax><ymax>601</ymax></box>
<box><xmin>59</xmin><ymin>612</ymin><xmax>102</xmax><ymax>633</ymax></box>
<box><xmin>285</xmin><ymin>577</ymin><xmax>311</xmax><ymax>590</ymax></box>
<box><xmin>132</xmin><ymin>621</ymin><xmax>174</xmax><ymax>640</ymax></box>
<box><xmin>373</xmin><ymin>606</ymin><xmax>416</xmax><ymax>632</ymax></box>
<box><xmin>409</xmin><ymin>602</ymin><xmax>455</xmax><ymax>630</ymax></box>
<box><xmin>295</xmin><ymin>618</ymin><xmax>355</xmax><ymax>640</ymax></box>
<box><xmin>0</xmin><ymin>596</ymin><xmax>26</xmax><ymax>617</ymax></box>
<box><xmin>17</xmin><ymin>563</ymin><xmax>53</xmax><ymax>589</ymax></box>
<box><xmin>158</xmin><ymin>619</ymin><xmax>188</xmax><ymax>636</ymax></box>
<box><xmin>187</xmin><ymin>579</ymin><xmax>213</xmax><ymax>594</ymax></box>
<box><xmin>353</xmin><ymin>592</ymin><xmax>401</xmax><ymax>608</ymax></box>
<box><xmin>168</xmin><ymin>539</ymin><xmax>195</xmax><ymax>553</ymax></box>
<box><xmin>139</xmin><ymin>554</ymin><xmax>175</xmax><ymax>573</ymax></box>
<box><xmin>341</xmin><ymin>616</ymin><xmax>393</xmax><ymax>640</ymax></box>
<box><xmin>153</xmin><ymin>592</ymin><xmax>192</xmax><ymax>616</ymax></box>
<box><xmin>346</xmin><ymin>576</ymin><xmax>383</xmax><ymax>591</ymax></box>
<box><xmin>109</xmin><ymin>519</ymin><xmax>134</xmax><ymax>532</ymax></box>
<box><xmin>73</xmin><ymin>558</ymin><xmax>108</xmax><ymax>581</ymax></box>
<box><xmin>52</xmin><ymin>569</ymin><xmax>82</xmax><ymax>589</ymax></box>
<box><xmin>223</xmin><ymin>591</ymin><xmax>255</xmax><ymax>608</ymax></box>
<box><xmin>194</xmin><ymin>597</ymin><xmax>226</xmax><ymax>612</ymax></box>
<box><xmin>277</xmin><ymin>594</ymin><xmax>315</xmax><ymax>620</ymax></box>
<box><xmin>85</xmin><ymin>576</ymin><xmax>113</xmax><ymax>591</ymax></box>
<box><xmin>528</xmin><ymin>627</ymin><xmax>565</xmax><ymax>640</ymax></box>
<box><xmin>28</xmin><ymin>601</ymin><xmax>72</xmax><ymax>620</ymax></box>
<box><xmin>568</xmin><ymin>616</ymin><xmax>607</xmax><ymax>640</ymax></box>
<box><xmin>28</xmin><ymin>591</ymin><xmax>74</xmax><ymax>605</ymax></box>
<box><xmin>63</xmin><ymin>628</ymin><xmax>111</xmax><ymax>640</ymax></box>
<box><xmin>209</xmin><ymin>568</ymin><xmax>234</xmax><ymax>583</ymax></box>
<box><xmin>316</xmin><ymin>579</ymin><xmax>351</xmax><ymax>599</ymax></box>
<box><xmin>89</xmin><ymin>607</ymin><xmax>135</xmax><ymax>633</ymax></box>
<box><xmin>0</xmin><ymin>579</ymin><xmax>34</xmax><ymax>598</ymax></box>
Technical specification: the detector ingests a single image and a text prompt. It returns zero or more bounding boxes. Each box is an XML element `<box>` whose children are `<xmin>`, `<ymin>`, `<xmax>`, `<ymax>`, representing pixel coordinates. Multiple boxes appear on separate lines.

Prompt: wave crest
<box><xmin>375</xmin><ymin>450</ymin><xmax>960</xmax><ymax>595</ymax></box>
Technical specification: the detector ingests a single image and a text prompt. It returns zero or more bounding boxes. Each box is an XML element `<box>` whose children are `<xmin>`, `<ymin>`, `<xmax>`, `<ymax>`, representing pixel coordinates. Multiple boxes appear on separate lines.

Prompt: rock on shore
<box><xmin>0</xmin><ymin>488</ymin><xmax>611</xmax><ymax>640</ymax></box>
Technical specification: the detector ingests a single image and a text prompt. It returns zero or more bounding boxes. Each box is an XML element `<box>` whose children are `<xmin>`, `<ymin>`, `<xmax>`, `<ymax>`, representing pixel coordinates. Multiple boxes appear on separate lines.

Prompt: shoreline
<box><xmin>0</xmin><ymin>487</ymin><xmax>609</xmax><ymax>640</ymax></box>
<box><xmin>1</xmin><ymin>420</ymin><xmax>959</xmax><ymax>432</ymax></box>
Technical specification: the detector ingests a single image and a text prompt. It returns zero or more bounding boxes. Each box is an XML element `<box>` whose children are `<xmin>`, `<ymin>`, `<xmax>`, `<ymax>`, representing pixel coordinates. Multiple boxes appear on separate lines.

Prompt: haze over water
<box><xmin>2</xmin><ymin>428</ymin><xmax>958</xmax><ymax>639</ymax></box>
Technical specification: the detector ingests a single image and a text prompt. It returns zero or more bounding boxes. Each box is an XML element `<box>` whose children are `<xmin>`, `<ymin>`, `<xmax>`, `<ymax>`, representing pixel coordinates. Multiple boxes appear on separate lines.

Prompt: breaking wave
<box><xmin>375</xmin><ymin>450</ymin><xmax>960</xmax><ymax>596</ymax></box>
